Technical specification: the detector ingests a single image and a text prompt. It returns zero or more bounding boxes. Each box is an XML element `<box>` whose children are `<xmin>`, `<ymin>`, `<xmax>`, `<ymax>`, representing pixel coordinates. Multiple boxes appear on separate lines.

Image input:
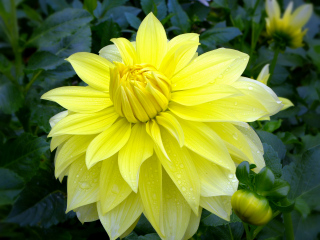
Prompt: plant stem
<box><xmin>283</xmin><ymin>212</ymin><xmax>294</xmax><ymax>240</ymax></box>
<box><xmin>24</xmin><ymin>70</ymin><xmax>43</xmax><ymax>94</ymax></box>
<box><xmin>243</xmin><ymin>223</ymin><xmax>252</xmax><ymax>240</ymax></box>
<box><xmin>269</xmin><ymin>47</ymin><xmax>280</xmax><ymax>82</ymax></box>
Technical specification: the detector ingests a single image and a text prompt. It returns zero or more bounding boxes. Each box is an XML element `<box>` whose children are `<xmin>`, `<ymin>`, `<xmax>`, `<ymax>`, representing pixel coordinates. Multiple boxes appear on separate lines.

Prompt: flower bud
<box><xmin>231</xmin><ymin>189</ymin><xmax>272</xmax><ymax>226</ymax></box>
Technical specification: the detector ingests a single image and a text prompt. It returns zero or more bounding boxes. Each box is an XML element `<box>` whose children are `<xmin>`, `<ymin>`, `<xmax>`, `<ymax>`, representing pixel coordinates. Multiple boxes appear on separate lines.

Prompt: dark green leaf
<box><xmin>235</xmin><ymin>161</ymin><xmax>251</xmax><ymax>185</ymax></box>
<box><xmin>27</xmin><ymin>8</ymin><xmax>93</xmax><ymax>48</ymax></box>
<box><xmin>291</xmin><ymin>212</ymin><xmax>320</xmax><ymax>239</ymax></box>
<box><xmin>262</xmin><ymin>143</ymin><xmax>282</xmax><ymax>178</ymax></box>
<box><xmin>83</xmin><ymin>0</ymin><xmax>97</xmax><ymax>15</ymax></box>
<box><xmin>6</xmin><ymin>169</ymin><xmax>72</xmax><ymax>228</ymax></box>
<box><xmin>168</xmin><ymin>0</ymin><xmax>190</xmax><ymax>34</ymax></box>
<box><xmin>201</xmin><ymin>211</ymin><xmax>241</xmax><ymax>227</ymax></box>
<box><xmin>202</xmin><ymin>222</ymin><xmax>244</xmax><ymax>240</ymax></box>
<box><xmin>125</xmin><ymin>12</ymin><xmax>142</xmax><ymax>30</ymax></box>
<box><xmin>140</xmin><ymin>0</ymin><xmax>167</xmax><ymax>20</ymax></box>
<box><xmin>294</xmin><ymin>197</ymin><xmax>310</xmax><ymax>219</ymax></box>
<box><xmin>257</xmin><ymin>130</ymin><xmax>286</xmax><ymax>160</ymax></box>
<box><xmin>269</xmin><ymin>198</ymin><xmax>295</xmax><ymax>213</ymax></box>
<box><xmin>22</xmin><ymin>4</ymin><xmax>43</xmax><ymax>23</ymax></box>
<box><xmin>0</xmin><ymin>54</ymin><xmax>12</xmax><ymax>73</ymax></box>
<box><xmin>263</xmin><ymin>179</ymin><xmax>290</xmax><ymax>199</ymax></box>
<box><xmin>263</xmin><ymin>120</ymin><xmax>282</xmax><ymax>133</ymax></box>
<box><xmin>0</xmin><ymin>79</ymin><xmax>24</xmax><ymax>114</ymax></box>
<box><xmin>26</xmin><ymin>51</ymin><xmax>65</xmax><ymax>71</ymax></box>
<box><xmin>0</xmin><ymin>133</ymin><xmax>49</xmax><ymax>181</ymax></box>
<box><xmin>201</xmin><ymin>27</ymin><xmax>242</xmax><ymax>46</ymax></box>
<box><xmin>256</xmin><ymin>167</ymin><xmax>275</xmax><ymax>195</ymax></box>
<box><xmin>0</xmin><ymin>168</ymin><xmax>24</xmax><ymax>206</ymax></box>
<box><xmin>106</xmin><ymin>6</ymin><xmax>141</xmax><ymax>29</ymax></box>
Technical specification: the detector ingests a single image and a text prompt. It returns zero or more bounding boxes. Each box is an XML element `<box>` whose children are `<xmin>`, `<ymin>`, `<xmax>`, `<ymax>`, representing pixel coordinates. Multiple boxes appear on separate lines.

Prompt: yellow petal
<box><xmin>279</xmin><ymin>97</ymin><xmax>294</xmax><ymax>111</ymax></box>
<box><xmin>99</xmin><ymin>44</ymin><xmax>123</xmax><ymax>63</ymax></box>
<box><xmin>207</xmin><ymin>122</ymin><xmax>254</xmax><ymax>164</ymax></box>
<box><xmin>100</xmin><ymin>154</ymin><xmax>132</xmax><ymax>214</ymax></box>
<box><xmin>66</xmin><ymin>52</ymin><xmax>114</xmax><ymax>91</ymax></box>
<box><xmin>49</xmin><ymin>108</ymin><xmax>118</xmax><ymax>137</ymax></box>
<box><xmin>74</xmin><ymin>203</ymin><xmax>99</xmax><ymax>224</ymax></box>
<box><xmin>118</xmin><ymin>123</ymin><xmax>154</xmax><ymax>192</ymax></box>
<box><xmin>160</xmin><ymin>170</ymin><xmax>192</xmax><ymax>240</ymax></box>
<box><xmin>172</xmin><ymin>48</ymin><xmax>249</xmax><ymax>91</ymax></box>
<box><xmin>171</xmin><ymin>84</ymin><xmax>243</xmax><ymax>106</ymax></box>
<box><xmin>291</xmin><ymin>4</ymin><xmax>313</xmax><ymax>28</ymax></box>
<box><xmin>189</xmin><ymin>151</ymin><xmax>238</xmax><ymax>197</ymax></box>
<box><xmin>98</xmin><ymin>193</ymin><xmax>143</xmax><ymax>240</ymax></box>
<box><xmin>50</xmin><ymin>135</ymin><xmax>71</xmax><ymax>151</ymax></box>
<box><xmin>146</xmin><ymin>119</ymin><xmax>169</xmax><ymax>159</ymax></box>
<box><xmin>86</xmin><ymin>119</ymin><xmax>131</xmax><ymax>169</ymax></box>
<box><xmin>182</xmin><ymin>207</ymin><xmax>202</xmax><ymax>240</ymax></box>
<box><xmin>177</xmin><ymin>118</ymin><xmax>235</xmax><ymax>171</ymax></box>
<box><xmin>49</xmin><ymin>110</ymin><xmax>68</xmax><ymax>127</ymax></box>
<box><xmin>119</xmin><ymin>217</ymin><xmax>140</xmax><ymax>239</ymax></box>
<box><xmin>55</xmin><ymin>135</ymin><xmax>96</xmax><ymax>178</ymax></box>
<box><xmin>282</xmin><ymin>2</ymin><xmax>293</xmax><ymax>23</ymax></box>
<box><xmin>256</xmin><ymin>64</ymin><xmax>270</xmax><ymax>85</ymax></box>
<box><xmin>41</xmin><ymin>86</ymin><xmax>112</xmax><ymax>113</ymax></box>
<box><xmin>66</xmin><ymin>158</ymin><xmax>101</xmax><ymax>212</ymax></box>
<box><xmin>139</xmin><ymin>154</ymin><xmax>164</xmax><ymax>238</ymax></box>
<box><xmin>155</xmin><ymin>127</ymin><xmax>200</xmax><ymax>214</ymax></box>
<box><xmin>136</xmin><ymin>12</ymin><xmax>167</xmax><ymax>68</ymax></box>
<box><xmin>265</xmin><ymin>0</ymin><xmax>281</xmax><ymax>19</ymax></box>
<box><xmin>200</xmin><ymin>195</ymin><xmax>232</xmax><ymax>221</ymax></box>
<box><xmin>156</xmin><ymin>112</ymin><xmax>184</xmax><ymax>147</ymax></box>
<box><xmin>160</xmin><ymin>36</ymin><xmax>199</xmax><ymax>78</ymax></box>
<box><xmin>111</xmin><ymin>38</ymin><xmax>137</xmax><ymax>66</ymax></box>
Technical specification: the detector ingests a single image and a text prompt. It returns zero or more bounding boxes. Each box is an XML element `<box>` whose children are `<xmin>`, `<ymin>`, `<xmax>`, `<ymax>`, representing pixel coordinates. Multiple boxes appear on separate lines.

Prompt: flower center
<box><xmin>109</xmin><ymin>63</ymin><xmax>171</xmax><ymax>123</ymax></box>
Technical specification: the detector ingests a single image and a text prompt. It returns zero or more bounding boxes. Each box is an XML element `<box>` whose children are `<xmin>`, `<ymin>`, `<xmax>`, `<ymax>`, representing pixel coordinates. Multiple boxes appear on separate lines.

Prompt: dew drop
<box><xmin>228</xmin><ymin>174</ymin><xmax>234</xmax><ymax>179</ymax></box>
<box><xmin>76</xmin><ymin>175</ymin><xmax>79</xmax><ymax>178</ymax></box>
<box><xmin>152</xmin><ymin>193</ymin><xmax>157</xmax><ymax>199</ymax></box>
<box><xmin>79</xmin><ymin>181</ymin><xmax>91</xmax><ymax>189</ymax></box>
<box><xmin>180</xmin><ymin>164</ymin><xmax>184</xmax><ymax>168</ymax></box>
<box><xmin>248</xmin><ymin>87</ymin><xmax>253</xmax><ymax>90</ymax></box>
<box><xmin>111</xmin><ymin>184</ymin><xmax>120</xmax><ymax>194</ymax></box>
<box><xmin>218</xmin><ymin>74</ymin><xmax>223</xmax><ymax>79</ymax></box>
<box><xmin>177</xmin><ymin>174</ymin><xmax>181</xmax><ymax>178</ymax></box>
<box><xmin>233</xmin><ymin>133</ymin><xmax>238</xmax><ymax>140</ymax></box>
<box><xmin>234</xmin><ymin>101</ymin><xmax>238</xmax><ymax>106</ymax></box>
<box><xmin>182</xmin><ymin>187</ymin><xmax>186</xmax><ymax>191</ymax></box>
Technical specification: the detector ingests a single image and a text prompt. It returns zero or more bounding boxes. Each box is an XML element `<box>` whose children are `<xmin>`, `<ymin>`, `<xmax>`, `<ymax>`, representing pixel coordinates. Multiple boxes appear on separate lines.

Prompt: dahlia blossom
<box><xmin>42</xmin><ymin>13</ymin><xmax>283</xmax><ymax>240</ymax></box>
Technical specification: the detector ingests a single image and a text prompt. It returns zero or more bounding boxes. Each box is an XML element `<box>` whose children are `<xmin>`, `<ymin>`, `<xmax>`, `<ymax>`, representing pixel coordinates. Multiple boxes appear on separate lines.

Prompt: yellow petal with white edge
<box><xmin>49</xmin><ymin>110</ymin><xmax>68</xmax><ymax>127</ymax></box>
<box><xmin>99</xmin><ymin>44</ymin><xmax>123</xmax><ymax>63</ymax></box>
<box><xmin>146</xmin><ymin>119</ymin><xmax>169</xmax><ymax>159</ymax></box>
<box><xmin>156</xmin><ymin>112</ymin><xmax>184</xmax><ymax>147</ymax></box>
<box><xmin>49</xmin><ymin>108</ymin><xmax>118</xmax><ymax>137</ymax></box>
<box><xmin>279</xmin><ymin>97</ymin><xmax>294</xmax><ymax>111</ymax></box>
<box><xmin>177</xmin><ymin>118</ymin><xmax>235</xmax><ymax>171</ymax></box>
<box><xmin>172</xmin><ymin>48</ymin><xmax>249</xmax><ymax>91</ymax></box>
<box><xmin>160</xmin><ymin>39</ymin><xmax>199</xmax><ymax>78</ymax></box>
<box><xmin>136</xmin><ymin>12</ymin><xmax>167</xmax><ymax>68</ymax></box>
<box><xmin>74</xmin><ymin>203</ymin><xmax>99</xmax><ymax>224</ymax></box>
<box><xmin>182</xmin><ymin>207</ymin><xmax>202</xmax><ymax>240</ymax></box>
<box><xmin>119</xmin><ymin>217</ymin><xmax>140</xmax><ymax>239</ymax></box>
<box><xmin>55</xmin><ymin>135</ymin><xmax>96</xmax><ymax>178</ymax></box>
<box><xmin>291</xmin><ymin>4</ymin><xmax>313</xmax><ymax>29</ymax></box>
<box><xmin>139</xmin><ymin>155</ymin><xmax>164</xmax><ymax>238</ymax></box>
<box><xmin>118</xmin><ymin>123</ymin><xmax>153</xmax><ymax>192</ymax></box>
<box><xmin>100</xmin><ymin>154</ymin><xmax>132</xmax><ymax>214</ymax></box>
<box><xmin>86</xmin><ymin>119</ymin><xmax>131</xmax><ymax>169</ymax></box>
<box><xmin>265</xmin><ymin>0</ymin><xmax>280</xmax><ymax>19</ymax></box>
<box><xmin>98</xmin><ymin>193</ymin><xmax>143</xmax><ymax>240</ymax></box>
<box><xmin>66</xmin><ymin>158</ymin><xmax>101</xmax><ymax>212</ymax></box>
<box><xmin>160</xmin><ymin>169</ymin><xmax>191</xmax><ymax>240</ymax></box>
<box><xmin>171</xmin><ymin>84</ymin><xmax>243</xmax><ymax>106</ymax></box>
<box><xmin>200</xmin><ymin>196</ymin><xmax>232</xmax><ymax>221</ymax></box>
<box><xmin>156</xmin><ymin>127</ymin><xmax>200</xmax><ymax>214</ymax></box>
<box><xmin>111</xmin><ymin>38</ymin><xmax>137</xmax><ymax>66</ymax></box>
<box><xmin>257</xmin><ymin>64</ymin><xmax>270</xmax><ymax>85</ymax></box>
<box><xmin>207</xmin><ymin>122</ymin><xmax>254</xmax><ymax>164</ymax></box>
<box><xmin>66</xmin><ymin>52</ymin><xmax>114</xmax><ymax>91</ymax></box>
<box><xmin>50</xmin><ymin>135</ymin><xmax>71</xmax><ymax>151</ymax></box>
<box><xmin>41</xmin><ymin>86</ymin><xmax>112</xmax><ymax>113</ymax></box>
<box><xmin>189</xmin><ymin>151</ymin><xmax>238</xmax><ymax>197</ymax></box>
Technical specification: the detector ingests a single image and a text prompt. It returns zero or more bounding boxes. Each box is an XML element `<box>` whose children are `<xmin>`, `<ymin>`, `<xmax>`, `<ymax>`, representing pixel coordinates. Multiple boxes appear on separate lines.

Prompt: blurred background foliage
<box><xmin>0</xmin><ymin>0</ymin><xmax>320</xmax><ymax>239</ymax></box>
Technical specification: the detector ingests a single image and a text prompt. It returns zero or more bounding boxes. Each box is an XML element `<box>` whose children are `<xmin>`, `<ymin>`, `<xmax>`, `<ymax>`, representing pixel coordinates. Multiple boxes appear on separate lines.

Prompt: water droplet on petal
<box><xmin>248</xmin><ymin>87</ymin><xmax>253</xmax><ymax>90</ymax></box>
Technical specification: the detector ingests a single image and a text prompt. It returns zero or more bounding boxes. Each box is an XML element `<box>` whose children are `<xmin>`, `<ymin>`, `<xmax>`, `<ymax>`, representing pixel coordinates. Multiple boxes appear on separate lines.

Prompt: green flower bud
<box><xmin>231</xmin><ymin>189</ymin><xmax>273</xmax><ymax>226</ymax></box>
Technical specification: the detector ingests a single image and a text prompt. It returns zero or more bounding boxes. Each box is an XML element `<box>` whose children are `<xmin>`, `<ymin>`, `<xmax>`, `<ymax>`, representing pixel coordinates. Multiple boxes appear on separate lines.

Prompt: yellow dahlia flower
<box><xmin>42</xmin><ymin>13</ymin><xmax>283</xmax><ymax>240</ymax></box>
<box><xmin>257</xmin><ymin>64</ymin><xmax>293</xmax><ymax>113</ymax></box>
<box><xmin>265</xmin><ymin>0</ymin><xmax>313</xmax><ymax>49</ymax></box>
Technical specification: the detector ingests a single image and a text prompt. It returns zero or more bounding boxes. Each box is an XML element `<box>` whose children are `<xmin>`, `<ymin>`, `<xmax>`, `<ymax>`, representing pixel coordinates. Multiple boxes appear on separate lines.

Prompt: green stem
<box><xmin>243</xmin><ymin>223</ymin><xmax>252</xmax><ymax>240</ymax></box>
<box><xmin>283</xmin><ymin>212</ymin><xmax>294</xmax><ymax>240</ymax></box>
<box><xmin>24</xmin><ymin>70</ymin><xmax>43</xmax><ymax>94</ymax></box>
<box><xmin>269</xmin><ymin>47</ymin><xmax>280</xmax><ymax>83</ymax></box>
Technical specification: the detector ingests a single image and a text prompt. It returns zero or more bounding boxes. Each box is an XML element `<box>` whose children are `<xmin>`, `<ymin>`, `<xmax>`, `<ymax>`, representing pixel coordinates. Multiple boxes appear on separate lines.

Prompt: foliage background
<box><xmin>0</xmin><ymin>0</ymin><xmax>320</xmax><ymax>239</ymax></box>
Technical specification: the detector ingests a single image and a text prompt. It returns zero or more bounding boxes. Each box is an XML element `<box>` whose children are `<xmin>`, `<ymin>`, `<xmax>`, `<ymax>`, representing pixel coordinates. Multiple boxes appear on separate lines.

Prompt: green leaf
<box><xmin>294</xmin><ymin>198</ymin><xmax>310</xmax><ymax>219</ymax></box>
<box><xmin>269</xmin><ymin>198</ymin><xmax>294</xmax><ymax>213</ymax></box>
<box><xmin>202</xmin><ymin>211</ymin><xmax>241</xmax><ymax>227</ymax></box>
<box><xmin>235</xmin><ymin>161</ymin><xmax>251</xmax><ymax>185</ymax></box>
<box><xmin>97</xmin><ymin>0</ymin><xmax>128</xmax><ymax>19</ymax></box>
<box><xmin>282</xmin><ymin>145</ymin><xmax>320</xmax><ymax>204</ymax></box>
<box><xmin>262</xmin><ymin>120</ymin><xmax>282</xmax><ymax>133</ymax></box>
<box><xmin>255</xmin><ymin>167</ymin><xmax>275</xmax><ymax>195</ymax></box>
<box><xmin>6</xmin><ymin>169</ymin><xmax>72</xmax><ymax>228</ymax></box>
<box><xmin>263</xmin><ymin>179</ymin><xmax>290</xmax><ymax>199</ymax></box>
<box><xmin>0</xmin><ymin>133</ymin><xmax>49</xmax><ymax>181</ymax></box>
<box><xmin>202</xmin><ymin>222</ymin><xmax>244</xmax><ymax>240</ymax></box>
<box><xmin>262</xmin><ymin>143</ymin><xmax>282</xmax><ymax>178</ymax></box>
<box><xmin>0</xmin><ymin>168</ymin><xmax>24</xmax><ymax>206</ymax></box>
<box><xmin>0</xmin><ymin>54</ymin><xmax>12</xmax><ymax>73</ymax></box>
<box><xmin>26</xmin><ymin>51</ymin><xmax>65</xmax><ymax>72</ymax></box>
<box><xmin>168</xmin><ymin>0</ymin><xmax>190</xmax><ymax>34</ymax></box>
<box><xmin>106</xmin><ymin>6</ymin><xmax>141</xmax><ymax>29</ymax></box>
<box><xmin>140</xmin><ymin>0</ymin><xmax>167</xmax><ymax>20</ymax></box>
<box><xmin>291</xmin><ymin>212</ymin><xmax>320</xmax><ymax>239</ymax></box>
<box><xmin>83</xmin><ymin>0</ymin><xmax>97</xmax><ymax>15</ymax></box>
<box><xmin>125</xmin><ymin>12</ymin><xmax>141</xmax><ymax>30</ymax></box>
<box><xmin>22</xmin><ymin>4</ymin><xmax>43</xmax><ymax>23</ymax></box>
<box><xmin>200</xmin><ymin>27</ymin><xmax>242</xmax><ymax>47</ymax></box>
<box><xmin>0</xmin><ymin>79</ymin><xmax>24</xmax><ymax>114</ymax></box>
<box><xmin>257</xmin><ymin>130</ymin><xmax>286</xmax><ymax>160</ymax></box>
<box><xmin>27</xmin><ymin>8</ymin><xmax>93</xmax><ymax>48</ymax></box>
